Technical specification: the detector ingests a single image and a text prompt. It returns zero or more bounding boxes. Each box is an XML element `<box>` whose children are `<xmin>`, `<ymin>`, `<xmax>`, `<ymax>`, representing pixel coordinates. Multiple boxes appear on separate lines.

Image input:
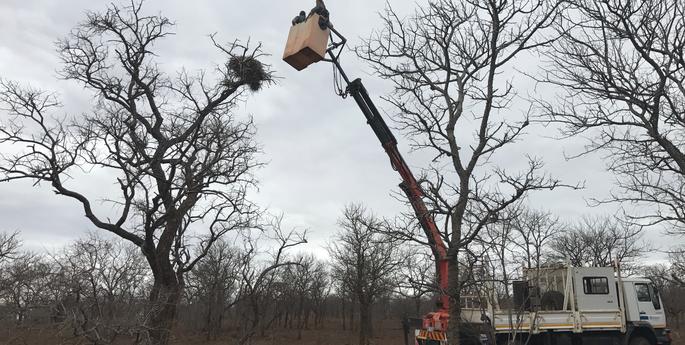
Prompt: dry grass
<box><xmin>0</xmin><ymin>319</ymin><xmax>405</xmax><ymax>345</ymax></box>
<box><xmin>671</xmin><ymin>326</ymin><xmax>683</xmax><ymax>345</ymax></box>
<box><xmin>171</xmin><ymin>319</ymin><xmax>405</xmax><ymax>345</ymax></box>
<box><xmin>1</xmin><ymin>320</ymin><xmax>682</xmax><ymax>345</ymax></box>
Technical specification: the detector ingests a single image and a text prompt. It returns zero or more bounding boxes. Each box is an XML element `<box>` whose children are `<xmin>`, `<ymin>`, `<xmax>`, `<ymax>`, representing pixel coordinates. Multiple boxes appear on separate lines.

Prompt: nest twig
<box><xmin>228</xmin><ymin>56</ymin><xmax>268</xmax><ymax>91</ymax></box>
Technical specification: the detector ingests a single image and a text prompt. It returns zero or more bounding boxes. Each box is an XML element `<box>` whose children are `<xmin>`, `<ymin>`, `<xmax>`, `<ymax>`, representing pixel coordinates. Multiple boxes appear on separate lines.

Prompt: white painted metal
<box><xmin>572</xmin><ymin>267</ymin><xmax>619</xmax><ymax>311</ymax></box>
<box><xmin>623</xmin><ymin>278</ymin><xmax>668</xmax><ymax>329</ymax></box>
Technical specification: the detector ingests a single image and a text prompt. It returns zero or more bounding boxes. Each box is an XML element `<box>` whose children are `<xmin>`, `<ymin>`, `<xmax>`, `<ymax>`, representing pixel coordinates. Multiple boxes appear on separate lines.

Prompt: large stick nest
<box><xmin>228</xmin><ymin>56</ymin><xmax>269</xmax><ymax>92</ymax></box>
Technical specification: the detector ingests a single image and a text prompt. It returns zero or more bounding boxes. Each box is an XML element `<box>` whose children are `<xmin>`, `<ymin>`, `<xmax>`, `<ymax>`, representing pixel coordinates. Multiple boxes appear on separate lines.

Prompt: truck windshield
<box><xmin>635</xmin><ymin>283</ymin><xmax>651</xmax><ymax>302</ymax></box>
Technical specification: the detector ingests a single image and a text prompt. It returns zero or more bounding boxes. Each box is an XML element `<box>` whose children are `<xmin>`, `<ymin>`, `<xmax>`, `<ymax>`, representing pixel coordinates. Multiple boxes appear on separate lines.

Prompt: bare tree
<box><xmin>539</xmin><ymin>0</ymin><xmax>685</xmax><ymax>233</ymax></box>
<box><xmin>0</xmin><ymin>252</ymin><xmax>51</xmax><ymax>326</ymax></box>
<box><xmin>356</xmin><ymin>1</ymin><xmax>567</xmax><ymax>343</ymax></box>
<box><xmin>329</xmin><ymin>204</ymin><xmax>402</xmax><ymax>345</ymax></box>
<box><xmin>308</xmin><ymin>261</ymin><xmax>331</xmax><ymax>329</ymax></box>
<box><xmin>334</xmin><ymin>270</ymin><xmax>356</xmax><ymax>332</ymax></box>
<box><xmin>669</xmin><ymin>248</ymin><xmax>685</xmax><ymax>287</ymax></box>
<box><xmin>49</xmin><ymin>233</ymin><xmax>149</xmax><ymax>344</ymax></box>
<box><xmin>511</xmin><ymin>208</ymin><xmax>559</xmax><ymax>270</ymax></box>
<box><xmin>184</xmin><ymin>240</ymin><xmax>241</xmax><ymax>341</ymax></box>
<box><xmin>278</xmin><ymin>254</ymin><xmax>329</xmax><ymax>339</ymax></box>
<box><xmin>644</xmin><ymin>263</ymin><xmax>685</xmax><ymax>331</ymax></box>
<box><xmin>479</xmin><ymin>212</ymin><xmax>527</xmax><ymax>345</ymax></box>
<box><xmin>179</xmin><ymin>215</ymin><xmax>306</xmax><ymax>344</ymax></box>
<box><xmin>549</xmin><ymin>216</ymin><xmax>648</xmax><ymax>272</ymax></box>
<box><xmin>0</xmin><ymin>231</ymin><xmax>20</xmax><ymax>263</ymax></box>
<box><xmin>395</xmin><ymin>249</ymin><xmax>435</xmax><ymax>316</ymax></box>
<box><xmin>0</xmin><ymin>2</ymin><xmax>272</xmax><ymax>344</ymax></box>
<box><xmin>232</xmin><ymin>216</ymin><xmax>307</xmax><ymax>345</ymax></box>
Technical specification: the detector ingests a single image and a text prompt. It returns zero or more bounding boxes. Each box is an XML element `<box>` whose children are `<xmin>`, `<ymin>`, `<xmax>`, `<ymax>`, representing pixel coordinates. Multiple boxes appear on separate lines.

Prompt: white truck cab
<box><xmin>622</xmin><ymin>278</ymin><xmax>668</xmax><ymax>330</ymax></box>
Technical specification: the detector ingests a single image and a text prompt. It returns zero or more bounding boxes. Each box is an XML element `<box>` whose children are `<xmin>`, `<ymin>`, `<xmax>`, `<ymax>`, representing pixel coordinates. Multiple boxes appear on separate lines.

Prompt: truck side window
<box><xmin>635</xmin><ymin>283</ymin><xmax>651</xmax><ymax>302</ymax></box>
<box><xmin>650</xmin><ymin>285</ymin><xmax>662</xmax><ymax>310</ymax></box>
<box><xmin>583</xmin><ymin>277</ymin><xmax>609</xmax><ymax>294</ymax></box>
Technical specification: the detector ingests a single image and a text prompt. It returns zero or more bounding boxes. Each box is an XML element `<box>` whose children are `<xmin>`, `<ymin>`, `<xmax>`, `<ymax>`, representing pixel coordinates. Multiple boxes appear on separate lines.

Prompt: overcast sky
<box><xmin>0</xmin><ymin>0</ymin><xmax>676</xmax><ymax>262</ymax></box>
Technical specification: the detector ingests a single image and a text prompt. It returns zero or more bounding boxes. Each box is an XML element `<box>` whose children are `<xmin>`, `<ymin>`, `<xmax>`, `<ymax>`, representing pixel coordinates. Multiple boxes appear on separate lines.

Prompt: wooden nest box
<box><xmin>283</xmin><ymin>14</ymin><xmax>330</xmax><ymax>71</ymax></box>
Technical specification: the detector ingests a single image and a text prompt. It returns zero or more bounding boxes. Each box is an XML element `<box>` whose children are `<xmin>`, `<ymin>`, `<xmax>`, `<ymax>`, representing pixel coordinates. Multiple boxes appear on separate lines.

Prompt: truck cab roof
<box><xmin>621</xmin><ymin>277</ymin><xmax>651</xmax><ymax>284</ymax></box>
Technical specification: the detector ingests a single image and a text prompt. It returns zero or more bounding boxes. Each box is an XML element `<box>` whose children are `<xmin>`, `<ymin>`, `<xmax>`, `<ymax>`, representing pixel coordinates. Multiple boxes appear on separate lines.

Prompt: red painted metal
<box><xmin>381</xmin><ymin>142</ymin><xmax>450</xmax><ymax>315</ymax></box>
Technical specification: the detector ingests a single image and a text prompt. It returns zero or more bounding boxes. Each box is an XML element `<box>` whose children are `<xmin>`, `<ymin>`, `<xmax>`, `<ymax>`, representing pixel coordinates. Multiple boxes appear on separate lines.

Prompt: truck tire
<box><xmin>629</xmin><ymin>336</ymin><xmax>652</xmax><ymax>345</ymax></box>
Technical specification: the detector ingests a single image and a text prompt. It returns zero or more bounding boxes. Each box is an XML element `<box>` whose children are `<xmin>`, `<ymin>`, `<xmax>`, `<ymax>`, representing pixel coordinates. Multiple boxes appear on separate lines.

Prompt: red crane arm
<box><xmin>384</xmin><ymin>142</ymin><xmax>450</xmax><ymax>311</ymax></box>
<box><xmin>345</xmin><ymin>79</ymin><xmax>450</xmax><ymax>311</ymax></box>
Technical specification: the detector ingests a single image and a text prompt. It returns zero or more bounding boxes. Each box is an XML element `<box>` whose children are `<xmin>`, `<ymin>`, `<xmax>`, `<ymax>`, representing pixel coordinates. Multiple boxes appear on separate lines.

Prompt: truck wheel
<box><xmin>629</xmin><ymin>336</ymin><xmax>652</xmax><ymax>345</ymax></box>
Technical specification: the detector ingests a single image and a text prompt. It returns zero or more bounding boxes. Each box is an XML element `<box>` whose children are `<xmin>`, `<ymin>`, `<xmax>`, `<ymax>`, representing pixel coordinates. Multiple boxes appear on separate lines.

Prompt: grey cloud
<box><xmin>0</xmin><ymin>0</ymin><xmax>672</xmax><ymax>261</ymax></box>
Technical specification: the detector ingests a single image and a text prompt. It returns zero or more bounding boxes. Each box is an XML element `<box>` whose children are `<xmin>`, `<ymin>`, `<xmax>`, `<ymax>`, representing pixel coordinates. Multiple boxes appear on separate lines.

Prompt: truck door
<box><xmin>633</xmin><ymin>282</ymin><xmax>667</xmax><ymax>329</ymax></box>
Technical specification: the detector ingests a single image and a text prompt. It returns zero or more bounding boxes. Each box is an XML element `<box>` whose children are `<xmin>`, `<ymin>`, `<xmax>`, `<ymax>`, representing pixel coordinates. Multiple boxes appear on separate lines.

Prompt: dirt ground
<box><xmin>0</xmin><ymin>320</ymin><xmax>681</xmax><ymax>345</ymax></box>
<box><xmin>171</xmin><ymin>319</ymin><xmax>406</xmax><ymax>345</ymax></box>
<box><xmin>172</xmin><ymin>322</ymin><xmax>684</xmax><ymax>345</ymax></box>
<box><xmin>671</xmin><ymin>327</ymin><xmax>683</xmax><ymax>345</ymax></box>
<box><xmin>0</xmin><ymin>319</ymin><xmax>406</xmax><ymax>345</ymax></box>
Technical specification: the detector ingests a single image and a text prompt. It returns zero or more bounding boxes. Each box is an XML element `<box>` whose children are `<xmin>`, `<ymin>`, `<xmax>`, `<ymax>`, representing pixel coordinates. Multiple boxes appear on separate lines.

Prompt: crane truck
<box><xmin>282</xmin><ymin>8</ymin><xmax>672</xmax><ymax>345</ymax></box>
<box><xmin>461</xmin><ymin>265</ymin><xmax>672</xmax><ymax>345</ymax></box>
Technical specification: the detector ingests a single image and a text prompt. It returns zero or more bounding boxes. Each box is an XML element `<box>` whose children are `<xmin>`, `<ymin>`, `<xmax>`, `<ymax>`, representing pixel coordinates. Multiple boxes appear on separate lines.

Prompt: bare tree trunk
<box><xmin>350</xmin><ymin>301</ymin><xmax>355</xmax><ymax>331</ymax></box>
<box><xmin>297</xmin><ymin>295</ymin><xmax>304</xmax><ymax>339</ymax></box>
<box><xmin>342</xmin><ymin>298</ymin><xmax>347</xmax><ymax>330</ymax></box>
<box><xmin>204</xmin><ymin>286</ymin><xmax>224</xmax><ymax>340</ymax></box>
<box><xmin>146</xmin><ymin>283</ymin><xmax>181</xmax><ymax>345</ymax></box>
<box><xmin>359</xmin><ymin>301</ymin><xmax>373</xmax><ymax>345</ymax></box>
<box><xmin>447</xmin><ymin>247</ymin><xmax>461</xmax><ymax>345</ymax></box>
<box><xmin>143</xmin><ymin>255</ymin><xmax>183</xmax><ymax>345</ymax></box>
<box><xmin>414</xmin><ymin>297</ymin><xmax>421</xmax><ymax>316</ymax></box>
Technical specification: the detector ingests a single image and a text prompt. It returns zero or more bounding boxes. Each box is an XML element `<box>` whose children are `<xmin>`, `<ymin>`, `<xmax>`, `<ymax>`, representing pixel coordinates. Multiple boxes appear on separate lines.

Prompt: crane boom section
<box><xmin>347</xmin><ymin>80</ymin><xmax>446</xmax><ymax>257</ymax></box>
<box><xmin>346</xmin><ymin>79</ymin><xmax>450</xmax><ymax>309</ymax></box>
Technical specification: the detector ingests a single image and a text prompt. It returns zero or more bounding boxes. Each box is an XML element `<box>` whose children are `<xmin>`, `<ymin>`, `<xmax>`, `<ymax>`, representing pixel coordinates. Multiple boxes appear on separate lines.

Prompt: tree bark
<box><xmin>144</xmin><ymin>258</ymin><xmax>182</xmax><ymax>345</ymax></box>
<box><xmin>205</xmin><ymin>286</ymin><xmax>224</xmax><ymax>340</ymax></box>
<box><xmin>350</xmin><ymin>301</ymin><xmax>355</xmax><ymax>331</ymax></box>
<box><xmin>415</xmin><ymin>297</ymin><xmax>421</xmax><ymax>317</ymax></box>
<box><xmin>447</xmin><ymin>246</ymin><xmax>462</xmax><ymax>345</ymax></box>
<box><xmin>342</xmin><ymin>298</ymin><xmax>347</xmax><ymax>330</ymax></box>
<box><xmin>297</xmin><ymin>295</ymin><xmax>304</xmax><ymax>339</ymax></box>
<box><xmin>146</xmin><ymin>285</ymin><xmax>180</xmax><ymax>344</ymax></box>
<box><xmin>359</xmin><ymin>301</ymin><xmax>373</xmax><ymax>345</ymax></box>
